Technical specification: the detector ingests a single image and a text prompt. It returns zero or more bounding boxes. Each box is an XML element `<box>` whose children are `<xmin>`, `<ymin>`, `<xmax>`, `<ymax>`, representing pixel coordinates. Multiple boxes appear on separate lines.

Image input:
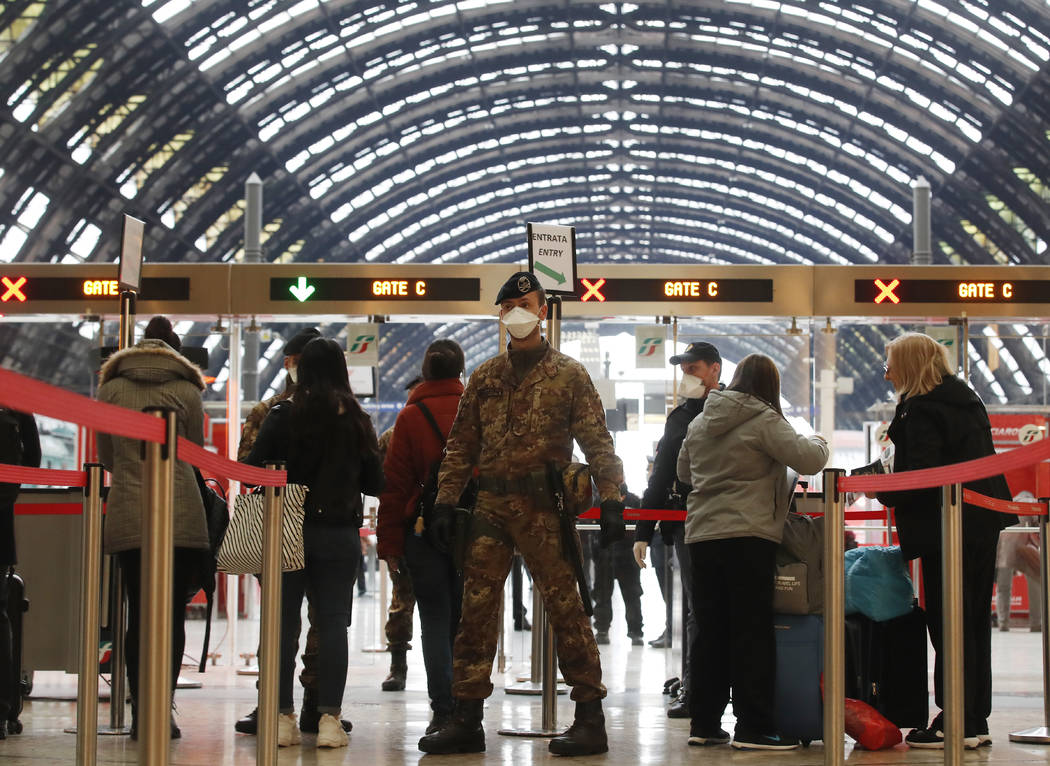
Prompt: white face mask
<box><xmin>501</xmin><ymin>306</ymin><xmax>541</xmax><ymax>339</ymax></box>
<box><xmin>678</xmin><ymin>373</ymin><xmax>706</xmax><ymax>399</ymax></box>
<box><xmin>287</xmin><ymin>365</ymin><xmax>298</xmax><ymax>384</ymax></box>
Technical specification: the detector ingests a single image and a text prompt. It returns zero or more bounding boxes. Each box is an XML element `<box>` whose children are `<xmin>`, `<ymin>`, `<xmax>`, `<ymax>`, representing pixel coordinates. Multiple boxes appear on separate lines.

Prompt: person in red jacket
<box><xmin>377</xmin><ymin>339</ymin><xmax>466</xmax><ymax>737</ymax></box>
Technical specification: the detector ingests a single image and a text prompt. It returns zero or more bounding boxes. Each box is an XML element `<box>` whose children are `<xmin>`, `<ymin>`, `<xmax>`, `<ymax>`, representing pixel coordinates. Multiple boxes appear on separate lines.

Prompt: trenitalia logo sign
<box><xmin>635</xmin><ymin>325</ymin><xmax>666</xmax><ymax>369</ymax></box>
<box><xmin>345</xmin><ymin>323</ymin><xmax>379</xmax><ymax>367</ymax></box>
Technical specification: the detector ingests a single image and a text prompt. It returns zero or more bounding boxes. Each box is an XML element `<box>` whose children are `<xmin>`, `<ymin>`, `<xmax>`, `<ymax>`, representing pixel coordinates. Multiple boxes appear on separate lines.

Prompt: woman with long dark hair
<box><xmin>677</xmin><ymin>353</ymin><xmax>828</xmax><ymax>751</ymax></box>
<box><xmin>377</xmin><ymin>339</ymin><xmax>468</xmax><ymax>739</ymax></box>
<box><xmin>244</xmin><ymin>337</ymin><xmax>383</xmax><ymax>748</ymax></box>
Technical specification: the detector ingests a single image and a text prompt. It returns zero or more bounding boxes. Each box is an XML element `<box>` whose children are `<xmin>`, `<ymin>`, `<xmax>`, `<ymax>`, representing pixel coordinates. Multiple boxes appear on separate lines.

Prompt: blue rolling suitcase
<box><xmin>773</xmin><ymin>614</ymin><xmax>823</xmax><ymax>745</ymax></box>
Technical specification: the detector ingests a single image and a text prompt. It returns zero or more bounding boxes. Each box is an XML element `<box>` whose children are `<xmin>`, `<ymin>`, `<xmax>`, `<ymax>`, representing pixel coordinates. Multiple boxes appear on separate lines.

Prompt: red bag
<box><xmin>845</xmin><ymin>698</ymin><xmax>902</xmax><ymax>750</ymax></box>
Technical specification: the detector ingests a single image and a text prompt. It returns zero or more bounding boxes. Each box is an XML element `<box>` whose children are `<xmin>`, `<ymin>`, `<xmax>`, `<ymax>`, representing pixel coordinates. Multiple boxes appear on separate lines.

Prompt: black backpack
<box><xmin>413</xmin><ymin>402</ymin><xmax>477</xmax><ymax>540</ymax></box>
<box><xmin>0</xmin><ymin>409</ymin><xmax>24</xmax><ymax>503</ymax></box>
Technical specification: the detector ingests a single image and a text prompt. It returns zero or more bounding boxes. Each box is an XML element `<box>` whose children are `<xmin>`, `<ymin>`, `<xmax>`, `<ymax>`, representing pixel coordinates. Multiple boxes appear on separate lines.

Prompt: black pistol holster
<box><xmin>538</xmin><ymin>462</ymin><xmax>593</xmax><ymax>617</ymax></box>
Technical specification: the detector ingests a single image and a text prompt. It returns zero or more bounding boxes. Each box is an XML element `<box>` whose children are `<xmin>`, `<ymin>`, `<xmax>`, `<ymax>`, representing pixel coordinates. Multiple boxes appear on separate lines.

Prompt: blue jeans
<box><xmin>280</xmin><ymin>524</ymin><xmax>360</xmax><ymax>714</ymax></box>
<box><xmin>404</xmin><ymin>531</ymin><xmax>462</xmax><ymax>715</ymax></box>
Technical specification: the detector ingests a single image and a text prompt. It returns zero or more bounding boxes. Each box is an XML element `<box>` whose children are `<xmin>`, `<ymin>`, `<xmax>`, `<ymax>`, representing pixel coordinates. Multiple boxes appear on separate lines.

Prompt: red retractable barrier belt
<box><xmin>838</xmin><ymin>436</ymin><xmax>1050</xmax><ymax>494</ymax></box>
<box><xmin>0</xmin><ymin>462</ymin><xmax>86</xmax><ymax>487</ymax></box>
<box><xmin>577</xmin><ymin>508</ymin><xmax>686</xmax><ymax>521</ymax></box>
<box><xmin>178</xmin><ymin>439</ymin><xmax>285</xmax><ymax>487</ymax></box>
<box><xmin>0</xmin><ymin>366</ymin><xmax>164</xmax><ymax>443</ymax></box>
<box><xmin>0</xmin><ymin>367</ymin><xmax>287</xmax><ymax>486</ymax></box>
<box><xmin>963</xmin><ymin>488</ymin><xmax>1048</xmax><ymax>516</ymax></box>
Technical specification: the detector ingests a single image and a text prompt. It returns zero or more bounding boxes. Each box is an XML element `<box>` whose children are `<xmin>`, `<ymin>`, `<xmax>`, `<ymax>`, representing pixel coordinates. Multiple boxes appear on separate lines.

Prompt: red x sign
<box><xmin>1</xmin><ymin>276</ymin><xmax>26</xmax><ymax>303</ymax></box>
<box><xmin>873</xmin><ymin>278</ymin><xmax>900</xmax><ymax>304</ymax></box>
<box><xmin>580</xmin><ymin>278</ymin><xmax>606</xmax><ymax>302</ymax></box>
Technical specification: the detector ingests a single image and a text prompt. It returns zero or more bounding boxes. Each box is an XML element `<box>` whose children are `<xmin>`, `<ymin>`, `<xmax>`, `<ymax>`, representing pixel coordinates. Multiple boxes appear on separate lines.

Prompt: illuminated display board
<box><xmin>576</xmin><ymin>277</ymin><xmax>773</xmax><ymax>303</ymax></box>
<box><xmin>856</xmin><ymin>278</ymin><xmax>1050</xmax><ymax>305</ymax></box>
<box><xmin>269</xmin><ymin>276</ymin><xmax>480</xmax><ymax>302</ymax></box>
<box><xmin>0</xmin><ymin>275</ymin><xmax>189</xmax><ymax>303</ymax></box>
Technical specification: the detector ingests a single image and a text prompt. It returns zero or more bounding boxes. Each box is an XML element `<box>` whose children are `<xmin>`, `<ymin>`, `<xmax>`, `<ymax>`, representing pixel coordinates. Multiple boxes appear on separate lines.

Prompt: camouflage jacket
<box><xmin>436</xmin><ymin>341</ymin><xmax>623</xmax><ymax>504</ymax></box>
<box><xmin>237</xmin><ymin>382</ymin><xmax>294</xmax><ymax>460</ymax></box>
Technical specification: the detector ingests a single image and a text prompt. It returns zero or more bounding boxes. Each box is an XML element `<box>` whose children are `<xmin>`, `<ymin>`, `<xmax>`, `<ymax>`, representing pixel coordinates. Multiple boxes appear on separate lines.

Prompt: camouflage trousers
<box><xmin>452</xmin><ymin>491</ymin><xmax>605</xmax><ymax>702</ymax></box>
<box><xmin>384</xmin><ymin>562</ymin><xmax>416</xmax><ymax>650</ymax></box>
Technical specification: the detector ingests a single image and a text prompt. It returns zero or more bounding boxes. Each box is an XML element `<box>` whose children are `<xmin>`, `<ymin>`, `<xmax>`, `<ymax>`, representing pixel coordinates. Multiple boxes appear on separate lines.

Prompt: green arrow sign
<box><xmin>289</xmin><ymin>276</ymin><xmax>316</xmax><ymax>302</ymax></box>
<box><xmin>534</xmin><ymin>261</ymin><xmax>566</xmax><ymax>285</ymax></box>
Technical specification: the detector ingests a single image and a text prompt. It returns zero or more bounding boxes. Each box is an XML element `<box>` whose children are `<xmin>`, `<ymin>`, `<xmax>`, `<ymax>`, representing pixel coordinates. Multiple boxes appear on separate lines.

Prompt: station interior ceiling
<box><xmin>3</xmin><ymin>1</ymin><xmax>1050</xmax><ymax>432</ymax></box>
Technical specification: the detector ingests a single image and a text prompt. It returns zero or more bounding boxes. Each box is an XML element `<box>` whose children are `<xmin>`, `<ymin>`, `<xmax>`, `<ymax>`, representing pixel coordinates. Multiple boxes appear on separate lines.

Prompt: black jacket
<box><xmin>636</xmin><ymin>394</ymin><xmax>711</xmax><ymax>544</ymax></box>
<box><xmin>245</xmin><ymin>401</ymin><xmax>383</xmax><ymax>527</ymax></box>
<box><xmin>876</xmin><ymin>375</ymin><xmax>1014</xmax><ymax>559</ymax></box>
<box><xmin>0</xmin><ymin>410</ymin><xmax>42</xmax><ymax>566</ymax></box>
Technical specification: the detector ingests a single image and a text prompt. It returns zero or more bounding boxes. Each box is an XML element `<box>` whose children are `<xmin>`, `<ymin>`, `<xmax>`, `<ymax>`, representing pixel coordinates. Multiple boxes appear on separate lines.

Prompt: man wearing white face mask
<box><xmin>419</xmin><ymin>271</ymin><xmax>625</xmax><ymax>757</ymax></box>
<box><xmin>634</xmin><ymin>341</ymin><xmax>722</xmax><ymax>719</ymax></box>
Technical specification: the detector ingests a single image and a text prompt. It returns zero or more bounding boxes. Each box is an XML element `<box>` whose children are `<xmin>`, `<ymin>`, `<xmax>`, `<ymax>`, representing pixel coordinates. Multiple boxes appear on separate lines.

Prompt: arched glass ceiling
<box><xmin>4</xmin><ymin>0</ymin><xmax>1050</xmax><ymax>425</ymax></box>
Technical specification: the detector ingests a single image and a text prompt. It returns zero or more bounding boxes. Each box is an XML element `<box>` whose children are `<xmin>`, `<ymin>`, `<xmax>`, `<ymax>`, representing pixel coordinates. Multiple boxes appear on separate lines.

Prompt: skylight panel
<box><xmin>151</xmin><ymin>0</ymin><xmax>191</xmax><ymax>24</ymax></box>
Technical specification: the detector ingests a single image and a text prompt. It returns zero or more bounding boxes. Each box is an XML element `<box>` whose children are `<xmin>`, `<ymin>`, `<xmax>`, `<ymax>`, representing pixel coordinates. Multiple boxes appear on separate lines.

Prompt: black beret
<box><xmin>669</xmin><ymin>341</ymin><xmax>721</xmax><ymax>366</ymax></box>
<box><xmin>494</xmin><ymin>271</ymin><xmax>542</xmax><ymax>304</ymax></box>
<box><xmin>283</xmin><ymin>327</ymin><xmax>321</xmax><ymax>356</ymax></box>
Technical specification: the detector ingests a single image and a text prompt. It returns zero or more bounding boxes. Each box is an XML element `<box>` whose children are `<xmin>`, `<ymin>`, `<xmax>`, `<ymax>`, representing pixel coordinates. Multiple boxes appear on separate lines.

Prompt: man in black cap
<box><xmin>234</xmin><ymin>327</ymin><xmax>351</xmax><ymax>735</ymax></box>
<box><xmin>633</xmin><ymin>341</ymin><xmax>722</xmax><ymax>720</ymax></box>
<box><xmin>418</xmin><ymin>271</ymin><xmax>625</xmax><ymax>756</ymax></box>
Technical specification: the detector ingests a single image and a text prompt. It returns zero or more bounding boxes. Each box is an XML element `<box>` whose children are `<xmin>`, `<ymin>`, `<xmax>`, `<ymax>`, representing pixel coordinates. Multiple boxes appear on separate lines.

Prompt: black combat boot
<box><xmin>417</xmin><ymin>699</ymin><xmax>485</xmax><ymax>753</ymax></box>
<box><xmin>382</xmin><ymin>647</ymin><xmax>408</xmax><ymax>691</ymax></box>
<box><xmin>548</xmin><ymin>699</ymin><xmax>608</xmax><ymax>756</ymax></box>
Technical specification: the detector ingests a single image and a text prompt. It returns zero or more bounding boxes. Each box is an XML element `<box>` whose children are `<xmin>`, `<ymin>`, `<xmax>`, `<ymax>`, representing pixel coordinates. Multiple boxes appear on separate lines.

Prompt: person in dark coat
<box><xmin>244</xmin><ymin>337</ymin><xmax>383</xmax><ymax>749</ymax></box>
<box><xmin>632</xmin><ymin>341</ymin><xmax>722</xmax><ymax>717</ymax></box>
<box><xmin>876</xmin><ymin>332</ymin><xmax>1015</xmax><ymax>750</ymax></box>
<box><xmin>377</xmin><ymin>340</ymin><xmax>466</xmax><ymax>738</ymax></box>
<box><xmin>0</xmin><ymin>408</ymin><xmax>40</xmax><ymax>736</ymax></box>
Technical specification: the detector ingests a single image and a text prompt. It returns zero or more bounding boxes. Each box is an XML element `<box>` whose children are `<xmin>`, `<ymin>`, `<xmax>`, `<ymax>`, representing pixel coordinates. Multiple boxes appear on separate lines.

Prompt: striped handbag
<box><xmin>216</xmin><ymin>484</ymin><xmax>307</xmax><ymax>575</ymax></box>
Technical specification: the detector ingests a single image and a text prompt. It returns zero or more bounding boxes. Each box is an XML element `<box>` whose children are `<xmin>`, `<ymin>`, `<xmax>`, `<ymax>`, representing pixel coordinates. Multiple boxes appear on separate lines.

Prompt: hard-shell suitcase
<box><xmin>5</xmin><ymin>568</ymin><xmax>28</xmax><ymax>734</ymax></box>
<box><xmin>773</xmin><ymin>613</ymin><xmax>823</xmax><ymax>745</ymax></box>
<box><xmin>845</xmin><ymin>603</ymin><xmax>928</xmax><ymax>729</ymax></box>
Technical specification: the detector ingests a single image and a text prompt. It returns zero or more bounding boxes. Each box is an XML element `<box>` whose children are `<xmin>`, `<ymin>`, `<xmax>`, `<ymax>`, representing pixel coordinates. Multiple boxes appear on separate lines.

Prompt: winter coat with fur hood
<box><xmin>97</xmin><ymin>339</ymin><xmax>208</xmax><ymax>554</ymax></box>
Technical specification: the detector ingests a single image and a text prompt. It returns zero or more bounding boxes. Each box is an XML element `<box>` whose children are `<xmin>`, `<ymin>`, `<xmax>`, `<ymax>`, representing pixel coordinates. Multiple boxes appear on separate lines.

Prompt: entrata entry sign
<box><xmin>527</xmin><ymin>222</ymin><xmax>577</xmax><ymax>296</ymax></box>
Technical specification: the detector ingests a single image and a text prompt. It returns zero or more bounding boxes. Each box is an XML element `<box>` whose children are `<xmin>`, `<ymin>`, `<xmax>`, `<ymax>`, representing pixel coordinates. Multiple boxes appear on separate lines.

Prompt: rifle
<box><xmin>542</xmin><ymin>461</ymin><xmax>593</xmax><ymax>617</ymax></box>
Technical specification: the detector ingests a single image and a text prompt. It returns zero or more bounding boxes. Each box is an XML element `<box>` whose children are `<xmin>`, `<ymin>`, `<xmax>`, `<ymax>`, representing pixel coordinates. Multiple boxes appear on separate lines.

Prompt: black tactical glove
<box><xmin>429</xmin><ymin>503</ymin><xmax>456</xmax><ymax>553</ymax></box>
<box><xmin>599</xmin><ymin>498</ymin><xmax>627</xmax><ymax>548</ymax></box>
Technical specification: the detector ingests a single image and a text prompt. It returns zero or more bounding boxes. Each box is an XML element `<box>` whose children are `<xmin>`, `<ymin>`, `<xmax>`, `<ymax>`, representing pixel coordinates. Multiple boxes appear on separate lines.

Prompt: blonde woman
<box><xmin>876</xmin><ymin>332</ymin><xmax>1015</xmax><ymax>749</ymax></box>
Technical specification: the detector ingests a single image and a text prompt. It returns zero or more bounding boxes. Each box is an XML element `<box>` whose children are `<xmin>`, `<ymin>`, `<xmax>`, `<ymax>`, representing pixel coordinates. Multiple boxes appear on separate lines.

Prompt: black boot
<box><xmin>418</xmin><ymin>699</ymin><xmax>485</xmax><ymax>753</ymax></box>
<box><xmin>548</xmin><ymin>699</ymin><xmax>608</xmax><ymax>756</ymax></box>
<box><xmin>382</xmin><ymin>647</ymin><xmax>408</xmax><ymax>691</ymax></box>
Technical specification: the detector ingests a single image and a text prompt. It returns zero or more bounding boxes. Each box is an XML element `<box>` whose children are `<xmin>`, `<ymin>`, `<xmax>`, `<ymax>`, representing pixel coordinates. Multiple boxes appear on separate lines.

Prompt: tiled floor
<box><xmin>5</xmin><ymin>567</ymin><xmax>1050</xmax><ymax>764</ymax></box>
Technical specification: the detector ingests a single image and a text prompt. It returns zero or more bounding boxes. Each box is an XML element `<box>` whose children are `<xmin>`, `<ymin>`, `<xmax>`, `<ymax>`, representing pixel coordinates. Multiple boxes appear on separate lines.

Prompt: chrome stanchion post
<box><xmin>257</xmin><ymin>464</ymin><xmax>284</xmax><ymax>766</ymax></box>
<box><xmin>105</xmin><ymin>566</ymin><xmax>130</xmax><ymax>734</ymax></box>
<box><xmin>139</xmin><ymin>408</ymin><xmax>176</xmax><ymax>765</ymax></box>
<box><xmin>1010</xmin><ymin>498</ymin><xmax>1050</xmax><ymax>743</ymax></box>
<box><xmin>822</xmin><ymin>468</ymin><xmax>845</xmax><ymax>766</ymax></box>
<box><xmin>75</xmin><ymin>463</ymin><xmax>104</xmax><ymax>764</ymax></box>
<box><xmin>942</xmin><ymin>483</ymin><xmax>964</xmax><ymax>766</ymax></box>
<box><xmin>103</xmin><ymin>290</ymin><xmax>136</xmax><ymax>735</ymax></box>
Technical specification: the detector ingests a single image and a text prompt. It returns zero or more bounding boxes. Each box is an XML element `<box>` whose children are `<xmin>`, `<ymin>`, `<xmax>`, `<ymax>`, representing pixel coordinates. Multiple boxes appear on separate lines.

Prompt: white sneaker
<box><xmin>317</xmin><ymin>713</ymin><xmax>349</xmax><ymax>748</ymax></box>
<box><xmin>278</xmin><ymin>713</ymin><xmax>301</xmax><ymax>747</ymax></box>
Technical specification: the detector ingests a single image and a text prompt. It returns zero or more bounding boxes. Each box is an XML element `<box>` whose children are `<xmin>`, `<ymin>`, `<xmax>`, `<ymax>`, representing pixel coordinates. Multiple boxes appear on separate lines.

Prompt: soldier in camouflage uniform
<box><xmin>418</xmin><ymin>272</ymin><xmax>625</xmax><ymax>757</ymax></box>
<box><xmin>377</xmin><ymin>376</ymin><xmax>422</xmax><ymax>692</ymax></box>
<box><xmin>234</xmin><ymin>328</ymin><xmax>351</xmax><ymax>736</ymax></box>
